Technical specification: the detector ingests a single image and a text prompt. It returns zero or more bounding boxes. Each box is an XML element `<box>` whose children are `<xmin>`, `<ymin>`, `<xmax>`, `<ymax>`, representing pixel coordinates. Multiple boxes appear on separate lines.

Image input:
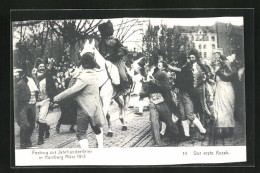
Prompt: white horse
<box><xmin>80</xmin><ymin>39</ymin><xmax>130</xmax><ymax>137</ymax></box>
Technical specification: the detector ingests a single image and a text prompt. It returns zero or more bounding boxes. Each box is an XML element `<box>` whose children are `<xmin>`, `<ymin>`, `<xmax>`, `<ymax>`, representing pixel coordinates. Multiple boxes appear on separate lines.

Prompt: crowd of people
<box><xmin>14</xmin><ymin>20</ymin><xmax>245</xmax><ymax>149</ymax></box>
<box><xmin>127</xmin><ymin>48</ymin><xmax>245</xmax><ymax>146</ymax></box>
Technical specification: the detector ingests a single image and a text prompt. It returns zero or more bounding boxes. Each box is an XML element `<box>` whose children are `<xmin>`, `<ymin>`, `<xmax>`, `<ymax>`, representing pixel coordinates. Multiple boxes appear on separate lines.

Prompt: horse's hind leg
<box><xmin>101</xmin><ymin>94</ymin><xmax>114</xmax><ymax>137</ymax></box>
<box><xmin>114</xmin><ymin>96</ymin><xmax>127</xmax><ymax>131</ymax></box>
<box><xmin>124</xmin><ymin>90</ymin><xmax>131</xmax><ymax>108</ymax></box>
<box><xmin>106</xmin><ymin>113</ymin><xmax>113</xmax><ymax>137</ymax></box>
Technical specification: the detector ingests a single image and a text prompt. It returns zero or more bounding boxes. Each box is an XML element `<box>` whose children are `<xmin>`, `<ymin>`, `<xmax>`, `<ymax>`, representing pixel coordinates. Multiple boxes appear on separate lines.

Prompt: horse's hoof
<box><xmin>122</xmin><ymin>126</ymin><xmax>127</xmax><ymax>131</ymax></box>
<box><xmin>106</xmin><ymin>132</ymin><xmax>113</xmax><ymax>137</ymax></box>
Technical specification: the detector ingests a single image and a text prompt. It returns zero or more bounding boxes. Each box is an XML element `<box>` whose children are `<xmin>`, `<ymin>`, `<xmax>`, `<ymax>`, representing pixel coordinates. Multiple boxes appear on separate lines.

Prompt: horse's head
<box><xmin>80</xmin><ymin>38</ymin><xmax>106</xmax><ymax>69</ymax></box>
<box><xmin>80</xmin><ymin>39</ymin><xmax>98</xmax><ymax>57</ymax></box>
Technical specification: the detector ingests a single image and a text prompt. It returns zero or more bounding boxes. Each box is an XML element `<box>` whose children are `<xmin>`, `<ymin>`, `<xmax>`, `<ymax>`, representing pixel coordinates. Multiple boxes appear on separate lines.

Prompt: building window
<box><xmin>199</xmin><ymin>44</ymin><xmax>202</xmax><ymax>49</ymax></box>
<box><xmin>211</xmin><ymin>36</ymin><xmax>215</xmax><ymax>41</ymax></box>
<box><xmin>191</xmin><ymin>35</ymin><xmax>194</xmax><ymax>41</ymax></box>
<box><xmin>203</xmin><ymin>44</ymin><xmax>207</xmax><ymax>49</ymax></box>
<box><xmin>199</xmin><ymin>52</ymin><xmax>202</xmax><ymax>57</ymax></box>
<box><xmin>212</xmin><ymin>44</ymin><xmax>215</xmax><ymax>49</ymax></box>
<box><xmin>204</xmin><ymin>52</ymin><xmax>207</xmax><ymax>58</ymax></box>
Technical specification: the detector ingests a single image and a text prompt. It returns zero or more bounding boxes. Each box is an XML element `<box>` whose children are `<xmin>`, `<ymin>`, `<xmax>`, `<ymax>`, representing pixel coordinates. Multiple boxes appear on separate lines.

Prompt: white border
<box><xmin>15</xmin><ymin>146</ymin><xmax>246</xmax><ymax>166</ymax></box>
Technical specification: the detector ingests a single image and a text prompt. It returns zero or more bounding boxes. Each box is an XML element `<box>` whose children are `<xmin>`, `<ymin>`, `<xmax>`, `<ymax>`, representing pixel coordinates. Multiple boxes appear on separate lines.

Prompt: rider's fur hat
<box><xmin>98</xmin><ymin>20</ymin><xmax>114</xmax><ymax>38</ymax></box>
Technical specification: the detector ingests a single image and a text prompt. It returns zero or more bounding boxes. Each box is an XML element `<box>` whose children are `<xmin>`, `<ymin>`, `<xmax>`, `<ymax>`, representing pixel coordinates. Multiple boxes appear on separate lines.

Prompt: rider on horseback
<box><xmin>98</xmin><ymin>20</ymin><xmax>131</xmax><ymax>91</ymax></box>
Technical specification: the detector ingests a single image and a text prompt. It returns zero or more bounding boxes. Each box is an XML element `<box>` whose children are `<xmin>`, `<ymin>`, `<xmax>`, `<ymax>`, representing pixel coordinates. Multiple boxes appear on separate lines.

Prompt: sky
<box><xmin>108</xmin><ymin>17</ymin><xmax>244</xmax><ymax>51</ymax></box>
<box><xmin>13</xmin><ymin>17</ymin><xmax>243</xmax><ymax>51</ymax></box>
<box><xmin>111</xmin><ymin>17</ymin><xmax>243</xmax><ymax>27</ymax></box>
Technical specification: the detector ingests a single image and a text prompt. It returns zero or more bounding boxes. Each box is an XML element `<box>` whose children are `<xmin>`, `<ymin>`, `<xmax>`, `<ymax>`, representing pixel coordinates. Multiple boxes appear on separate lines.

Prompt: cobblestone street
<box><xmin>15</xmin><ymin>100</ymin><xmax>246</xmax><ymax>149</ymax></box>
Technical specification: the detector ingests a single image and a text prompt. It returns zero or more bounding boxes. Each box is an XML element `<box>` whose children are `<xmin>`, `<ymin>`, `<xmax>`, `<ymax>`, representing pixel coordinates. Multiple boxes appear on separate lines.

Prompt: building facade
<box><xmin>182</xmin><ymin>27</ymin><xmax>223</xmax><ymax>61</ymax></box>
<box><xmin>180</xmin><ymin>23</ymin><xmax>244</xmax><ymax>62</ymax></box>
<box><xmin>214</xmin><ymin>22</ymin><xmax>244</xmax><ymax>61</ymax></box>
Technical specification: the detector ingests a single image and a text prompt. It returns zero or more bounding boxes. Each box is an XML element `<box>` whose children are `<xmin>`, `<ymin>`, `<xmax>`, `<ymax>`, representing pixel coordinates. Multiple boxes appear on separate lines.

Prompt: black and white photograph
<box><xmin>11</xmin><ymin>10</ymin><xmax>250</xmax><ymax>166</ymax></box>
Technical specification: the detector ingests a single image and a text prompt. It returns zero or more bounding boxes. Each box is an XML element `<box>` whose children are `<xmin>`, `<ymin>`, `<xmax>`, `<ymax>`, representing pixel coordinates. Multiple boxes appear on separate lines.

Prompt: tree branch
<box><xmin>114</xmin><ymin>19</ymin><xmax>137</xmax><ymax>28</ymax></box>
<box><xmin>115</xmin><ymin>19</ymin><xmax>124</xmax><ymax>38</ymax></box>
<box><xmin>49</xmin><ymin>22</ymin><xmax>63</xmax><ymax>37</ymax></box>
<box><xmin>85</xmin><ymin>20</ymin><xmax>103</xmax><ymax>35</ymax></box>
<box><xmin>121</xmin><ymin>19</ymin><xmax>139</xmax><ymax>41</ymax></box>
<box><xmin>79</xmin><ymin>20</ymin><xmax>89</xmax><ymax>32</ymax></box>
<box><xmin>122</xmin><ymin>29</ymin><xmax>141</xmax><ymax>43</ymax></box>
<box><xmin>13</xmin><ymin>21</ymin><xmax>43</xmax><ymax>27</ymax></box>
<box><xmin>76</xmin><ymin>20</ymin><xmax>82</xmax><ymax>31</ymax></box>
<box><xmin>117</xmin><ymin>19</ymin><xmax>129</xmax><ymax>40</ymax></box>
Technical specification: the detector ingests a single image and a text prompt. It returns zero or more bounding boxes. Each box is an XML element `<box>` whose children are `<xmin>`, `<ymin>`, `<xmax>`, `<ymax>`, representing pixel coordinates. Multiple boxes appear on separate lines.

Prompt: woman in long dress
<box><xmin>213</xmin><ymin>55</ymin><xmax>236</xmax><ymax>138</ymax></box>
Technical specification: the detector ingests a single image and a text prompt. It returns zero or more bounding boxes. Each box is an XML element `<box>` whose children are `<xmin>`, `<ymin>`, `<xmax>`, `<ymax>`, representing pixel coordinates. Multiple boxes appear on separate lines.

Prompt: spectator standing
<box><xmin>213</xmin><ymin>55</ymin><xmax>236</xmax><ymax>138</ymax></box>
<box><xmin>15</xmin><ymin>68</ymin><xmax>38</xmax><ymax>149</ymax></box>
<box><xmin>175</xmin><ymin>53</ymin><xmax>207</xmax><ymax>141</ymax></box>
<box><xmin>32</xmin><ymin>58</ymin><xmax>57</xmax><ymax>145</ymax></box>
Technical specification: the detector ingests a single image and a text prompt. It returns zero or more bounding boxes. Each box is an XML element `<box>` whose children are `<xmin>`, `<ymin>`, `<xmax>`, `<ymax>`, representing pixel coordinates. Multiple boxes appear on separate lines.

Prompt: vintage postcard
<box><xmin>11</xmin><ymin>9</ymin><xmax>251</xmax><ymax>166</ymax></box>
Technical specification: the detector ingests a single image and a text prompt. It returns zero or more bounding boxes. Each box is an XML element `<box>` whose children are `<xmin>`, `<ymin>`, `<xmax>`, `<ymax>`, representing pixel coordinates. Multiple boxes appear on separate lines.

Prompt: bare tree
<box><xmin>13</xmin><ymin>20</ymin><xmax>43</xmax><ymax>28</ymax></box>
<box><xmin>114</xmin><ymin>19</ymin><xmax>144</xmax><ymax>43</ymax></box>
<box><xmin>49</xmin><ymin>19</ymin><xmax>103</xmax><ymax>62</ymax></box>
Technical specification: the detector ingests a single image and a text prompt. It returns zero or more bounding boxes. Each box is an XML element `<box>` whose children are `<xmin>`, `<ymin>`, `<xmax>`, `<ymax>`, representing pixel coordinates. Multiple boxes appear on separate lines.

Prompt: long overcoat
<box><xmin>54</xmin><ymin>69</ymin><xmax>105</xmax><ymax>127</ymax></box>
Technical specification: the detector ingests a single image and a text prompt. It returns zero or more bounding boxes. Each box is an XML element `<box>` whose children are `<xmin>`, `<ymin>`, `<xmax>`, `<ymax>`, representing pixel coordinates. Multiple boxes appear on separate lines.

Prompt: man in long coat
<box><xmin>54</xmin><ymin>53</ymin><xmax>105</xmax><ymax>148</ymax></box>
<box><xmin>15</xmin><ymin>68</ymin><xmax>39</xmax><ymax>148</ymax></box>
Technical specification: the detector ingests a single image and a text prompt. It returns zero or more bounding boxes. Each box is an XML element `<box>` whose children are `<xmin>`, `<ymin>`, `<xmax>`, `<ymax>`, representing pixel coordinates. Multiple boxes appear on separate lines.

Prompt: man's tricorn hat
<box><xmin>98</xmin><ymin>20</ymin><xmax>114</xmax><ymax>38</ymax></box>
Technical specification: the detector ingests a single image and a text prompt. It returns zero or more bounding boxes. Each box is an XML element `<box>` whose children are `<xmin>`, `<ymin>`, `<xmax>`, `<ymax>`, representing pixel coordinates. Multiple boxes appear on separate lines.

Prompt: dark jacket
<box><xmin>15</xmin><ymin>77</ymin><xmax>31</xmax><ymax>115</ymax></box>
<box><xmin>175</xmin><ymin>63</ymin><xmax>194</xmax><ymax>95</ymax></box>
<box><xmin>215</xmin><ymin>61</ymin><xmax>236</xmax><ymax>82</ymax></box>
<box><xmin>141</xmin><ymin>68</ymin><xmax>182</xmax><ymax>118</ymax></box>
<box><xmin>149</xmin><ymin>68</ymin><xmax>171</xmax><ymax>94</ymax></box>
<box><xmin>34</xmin><ymin>68</ymin><xmax>57</xmax><ymax>101</ymax></box>
<box><xmin>98</xmin><ymin>37</ymin><xmax>125</xmax><ymax>62</ymax></box>
<box><xmin>140</xmin><ymin>68</ymin><xmax>170</xmax><ymax>99</ymax></box>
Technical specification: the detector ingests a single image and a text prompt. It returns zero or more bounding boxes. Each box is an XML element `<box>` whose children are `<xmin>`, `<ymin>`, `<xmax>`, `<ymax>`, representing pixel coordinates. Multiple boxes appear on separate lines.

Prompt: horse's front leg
<box><xmin>114</xmin><ymin>96</ymin><xmax>127</xmax><ymax>131</ymax></box>
<box><xmin>106</xmin><ymin>113</ymin><xmax>113</xmax><ymax>137</ymax></box>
